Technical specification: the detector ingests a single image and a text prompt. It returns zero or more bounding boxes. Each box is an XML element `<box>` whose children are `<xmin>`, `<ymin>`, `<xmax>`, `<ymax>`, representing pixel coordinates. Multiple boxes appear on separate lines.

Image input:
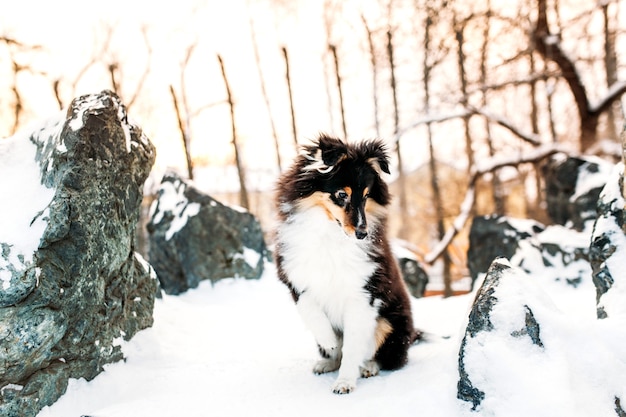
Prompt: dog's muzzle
<box><xmin>355</xmin><ymin>225</ymin><xmax>368</xmax><ymax>240</ymax></box>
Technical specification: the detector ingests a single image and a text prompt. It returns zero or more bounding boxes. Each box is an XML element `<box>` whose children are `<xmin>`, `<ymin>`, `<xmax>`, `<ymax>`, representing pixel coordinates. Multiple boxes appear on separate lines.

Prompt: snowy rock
<box><xmin>589</xmin><ymin>163</ymin><xmax>626</xmax><ymax>319</ymax></box>
<box><xmin>392</xmin><ymin>241</ymin><xmax>429</xmax><ymax>298</ymax></box>
<box><xmin>468</xmin><ymin>215</ymin><xmax>591</xmax><ymax>290</ymax></box>
<box><xmin>458</xmin><ymin>258</ymin><xmax>547</xmax><ymax>410</ymax></box>
<box><xmin>0</xmin><ymin>90</ymin><xmax>157</xmax><ymax>417</ymax></box>
<box><xmin>147</xmin><ymin>172</ymin><xmax>268</xmax><ymax>295</ymax></box>
<box><xmin>543</xmin><ymin>155</ymin><xmax>612</xmax><ymax>231</ymax></box>
<box><xmin>467</xmin><ymin>215</ymin><xmax>543</xmax><ymax>286</ymax></box>
<box><xmin>458</xmin><ymin>257</ymin><xmax>626</xmax><ymax>416</ymax></box>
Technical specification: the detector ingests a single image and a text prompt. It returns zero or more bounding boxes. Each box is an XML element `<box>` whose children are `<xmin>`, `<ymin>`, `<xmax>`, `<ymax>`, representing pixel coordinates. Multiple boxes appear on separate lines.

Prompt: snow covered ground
<box><xmin>0</xmin><ymin>130</ymin><xmax>617</xmax><ymax>417</ymax></box>
<box><xmin>35</xmin><ymin>253</ymin><xmax>620</xmax><ymax>417</ymax></box>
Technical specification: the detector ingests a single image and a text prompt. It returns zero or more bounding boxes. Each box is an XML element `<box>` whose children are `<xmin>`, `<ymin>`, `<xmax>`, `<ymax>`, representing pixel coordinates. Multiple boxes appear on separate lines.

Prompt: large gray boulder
<box><xmin>0</xmin><ymin>90</ymin><xmax>157</xmax><ymax>417</ymax></box>
<box><xmin>589</xmin><ymin>162</ymin><xmax>626</xmax><ymax>319</ymax></box>
<box><xmin>147</xmin><ymin>172</ymin><xmax>268</xmax><ymax>295</ymax></box>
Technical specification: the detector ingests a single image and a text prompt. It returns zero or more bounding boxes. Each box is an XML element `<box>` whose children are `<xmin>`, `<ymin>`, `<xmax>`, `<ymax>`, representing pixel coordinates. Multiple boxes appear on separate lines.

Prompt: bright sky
<box><xmin>0</xmin><ymin>0</ymin><xmax>448</xmax><ymax>187</ymax></box>
<box><xmin>1</xmin><ymin>0</ymin><xmax>395</xmax><ymax>177</ymax></box>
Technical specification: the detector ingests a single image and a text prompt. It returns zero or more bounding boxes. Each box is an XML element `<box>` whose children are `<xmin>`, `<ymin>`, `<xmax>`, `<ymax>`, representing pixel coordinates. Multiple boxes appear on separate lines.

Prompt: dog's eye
<box><xmin>335</xmin><ymin>190</ymin><xmax>348</xmax><ymax>200</ymax></box>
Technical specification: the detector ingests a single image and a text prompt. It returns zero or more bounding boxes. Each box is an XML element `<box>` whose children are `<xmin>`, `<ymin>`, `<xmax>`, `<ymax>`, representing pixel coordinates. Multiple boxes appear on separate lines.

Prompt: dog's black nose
<box><xmin>355</xmin><ymin>228</ymin><xmax>368</xmax><ymax>239</ymax></box>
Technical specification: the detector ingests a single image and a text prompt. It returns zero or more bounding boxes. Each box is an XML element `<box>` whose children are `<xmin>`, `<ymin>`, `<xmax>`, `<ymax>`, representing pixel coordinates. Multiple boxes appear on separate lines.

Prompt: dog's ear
<box><xmin>363</xmin><ymin>140</ymin><xmax>390</xmax><ymax>175</ymax></box>
<box><xmin>302</xmin><ymin>134</ymin><xmax>347</xmax><ymax>174</ymax></box>
<box><xmin>317</xmin><ymin>134</ymin><xmax>347</xmax><ymax>166</ymax></box>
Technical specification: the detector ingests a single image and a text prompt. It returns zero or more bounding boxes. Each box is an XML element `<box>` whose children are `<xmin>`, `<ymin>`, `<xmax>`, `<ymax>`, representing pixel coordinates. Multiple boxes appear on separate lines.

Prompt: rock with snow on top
<box><xmin>458</xmin><ymin>258</ymin><xmax>548</xmax><ymax>410</ymax></box>
<box><xmin>468</xmin><ymin>215</ymin><xmax>591</xmax><ymax>290</ymax></box>
<box><xmin>0</xmin><ymin>90</ymin><xmax>157</xmax><ymax>417</ymax></box>
<box><xmin>589</xmin><ymin>162</ymin><xmax>626</xmax><ymax>320</ymax></box>
<box><xmin>147</xmin><ymin>172</ymin><xmax>268</xmax><ymax>295</ymax></box>
<box><xmin>467</xmin><ymin>215</ymin><xmax>543</xmax><ymax>287</ymax></box>
<box><xmin>458</xmin><ymin>257</ymin><xmax>626</xmax><ymax>416</ymax></box>
<box><xmin>392</xmin><ymin>241</ymin><xmax>429</xmax><ymax>298</ymax></box>
<box><xmin>543</xmin><ymin>155</ymin><xmax>612</xmax><ymax>231</ymax></box>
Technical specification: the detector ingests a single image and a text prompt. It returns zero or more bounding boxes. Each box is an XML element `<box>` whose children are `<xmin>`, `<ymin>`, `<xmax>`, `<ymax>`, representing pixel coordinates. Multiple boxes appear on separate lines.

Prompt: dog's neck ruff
<box><xmin>276</xmin><ymin>206</ymin><xmax>376</xmax><ymax>316</ymax></box>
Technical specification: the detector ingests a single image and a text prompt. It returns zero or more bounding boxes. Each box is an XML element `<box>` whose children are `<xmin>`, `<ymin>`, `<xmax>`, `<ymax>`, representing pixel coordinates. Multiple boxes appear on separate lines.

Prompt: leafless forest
<box><xmin>1</xmin><ymin>0</ymin><xmax>625</xmax><ymax>295</ymax></box>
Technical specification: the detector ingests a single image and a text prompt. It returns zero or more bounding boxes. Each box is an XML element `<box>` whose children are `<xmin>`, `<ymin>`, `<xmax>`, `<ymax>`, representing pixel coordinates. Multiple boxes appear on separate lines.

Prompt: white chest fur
<box><xmin>276</xmin><ymin>207</ymin><xmax>376</xmax><ymax>327</ymax></box>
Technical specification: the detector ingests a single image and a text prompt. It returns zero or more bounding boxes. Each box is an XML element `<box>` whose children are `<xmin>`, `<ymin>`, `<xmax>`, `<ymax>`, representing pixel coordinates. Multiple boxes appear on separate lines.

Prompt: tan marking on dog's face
<box><xmin>297</xmin><ymin>191</ymin><xmax>345</xmax><ymax>225</ymax></box>
<box><xmin>334</xmin><ymin>186</ymin><xmax>352</xmax><ymax>201</ymax></box>
<box><xmin>375</xmin><ymin>318</ymin><xmax>393</xmax><ymax>350</ymax></box>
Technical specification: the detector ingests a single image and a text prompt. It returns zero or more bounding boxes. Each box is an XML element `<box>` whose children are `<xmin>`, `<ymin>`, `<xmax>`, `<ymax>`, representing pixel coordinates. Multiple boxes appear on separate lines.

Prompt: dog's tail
<box><xmin>411</xmin><ymin>328</ymin><xmax>450</xmax><ymax>345</ymax></box>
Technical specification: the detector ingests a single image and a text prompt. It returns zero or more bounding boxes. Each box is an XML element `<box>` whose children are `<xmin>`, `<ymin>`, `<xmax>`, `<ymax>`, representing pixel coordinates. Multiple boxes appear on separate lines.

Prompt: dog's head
<box><xmin>280</xmin><ymin>134</ymin><xmax>391</xmax><ymax>240</ymax></box>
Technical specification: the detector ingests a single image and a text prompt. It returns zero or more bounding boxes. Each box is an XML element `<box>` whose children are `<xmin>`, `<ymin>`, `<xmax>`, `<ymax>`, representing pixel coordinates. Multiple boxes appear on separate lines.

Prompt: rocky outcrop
<box><xmin>0</xmin><ymin>91</ymin><xmax>157</xmax><ymax>417</ymax></box>
<box><xmin>147</xmin><ymin>172</ymin><xmax>268</xmax><ymax>295</ymax></box>
<box><xmin>468</xmin><ymin>215</ymin><xmax>591</xmax><ymax>290</ymax></box>
<box><xmin>543</xmin><ymin>155</ymin><xmax>612</xmax><ymax>231</ymax></box>
<box><xmin>589</xmin><ymin>163</ymin><xmax>626</xmax><ymax>319</ymax></box>
<box><xmin>457</xmin><ymin>257</ymin><xmax>626</xmax><ymax>416</ymax></box>
<box><xmin>457</xmin><ymin>259</ymin><xmax>548</xmax><ymax>410</ymax></box>
<box><xmin>467</xmin><ymin>215</ymin><xmax>543</xmax><ymax>286</ymax></box>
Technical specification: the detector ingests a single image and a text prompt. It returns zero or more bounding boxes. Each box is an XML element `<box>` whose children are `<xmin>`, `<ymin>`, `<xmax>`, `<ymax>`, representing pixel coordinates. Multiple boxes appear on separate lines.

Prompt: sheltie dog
<box><xmin>274</xmin><ymin>134</ymin><xmax>419</xmax><ymax>394</ymax></box>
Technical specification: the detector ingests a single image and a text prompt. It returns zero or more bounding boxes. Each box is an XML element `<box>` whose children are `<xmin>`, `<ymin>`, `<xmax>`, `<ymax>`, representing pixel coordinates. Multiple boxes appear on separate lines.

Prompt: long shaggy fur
<box><xmin>274</xmin><ymin>134</ymin><xmax>417</xmax><ymax>394</ymax></box>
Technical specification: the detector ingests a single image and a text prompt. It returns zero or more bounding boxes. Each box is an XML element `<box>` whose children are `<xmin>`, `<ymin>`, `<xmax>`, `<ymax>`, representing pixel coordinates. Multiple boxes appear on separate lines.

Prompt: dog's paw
<box><xmin>360</xmin><ymin>360</ymin><xmax>380</xmax><ymax>378</ymax></box>
<box><xmin>313</xmin><ymin>358</ymin><xmax>341</xmax><ymax>374</ymax></box>
<box><xmin>318</xmin><ymin>344</ymin><xmax>340</xmax><ymax>359</ymax></box>
<box><xmin>332</xmin><ymin>378</ymin><xmax>356</xmax><ymax>394</ymax></box>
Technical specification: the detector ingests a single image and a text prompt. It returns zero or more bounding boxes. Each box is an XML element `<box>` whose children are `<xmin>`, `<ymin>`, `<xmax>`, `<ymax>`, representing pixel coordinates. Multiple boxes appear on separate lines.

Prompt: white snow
<box><xmin>571</xmin><ymin>157</ymin><xmax>613</xmax><ymax>202</ymax></box>
<box><xmin>0</xmin><ymin>129</ymin><xmax>621</xmax><ymax>416</ymax></box>
<box><xmin>150</xmin><ymin>177</ymin><xmax>201</xmax><ymax>240</ymax></box>
<box><xmin>35</xmin><ymin>247</ymin><xmax>626</xmax><ymax>417</ymax></box>
<box><xmin>462</xmin><ymin>259</ymin><xmax>626</xmax><ymax>417</ymax></box>
<box><xmin>239</xmin><ymin>246</ymin><xmax>262</xmax><ymax>269</ymax></box>
<box><xmin>0</xmin><ymin>133</ymin><xmax>55</xmax><ymax>286</ymax></box>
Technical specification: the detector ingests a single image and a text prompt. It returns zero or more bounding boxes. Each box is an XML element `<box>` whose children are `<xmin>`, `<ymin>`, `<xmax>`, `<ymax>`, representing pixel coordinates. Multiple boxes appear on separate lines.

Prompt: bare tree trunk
<box><xmin>108</xmin><ymin>63</ymin><xmax>120</xmax><ymax>94</ymax></box>
<box><xmin>387</xmin><ymin>29</ymin><xmax>408</xmax><ymax>239</ymax></box>
<box><xmin>218</xmin><ymin>54</ymin><xmax>249</xmax><ymax>210</ymax></box>
<box><xmin>480</xmin><ymin>2</ymin><xmax>505</xmax><ymax>215</ymax></box>
<box><xmin>248</xmin><ymin>13</ymin><xmax>282</xmax><ymax>172</ymax></box>
<box><xmin>533</xmin><ymin>0</ymin><xmax>624</xmax><ymax>152</ymax></box>
<box><xmin>52</xmin><ymin>80</ymin><xmax>64</xmax><ymax>109</ymax></box>
<box><xmin>169</xmin><ymin>85</ymin><xmax>194</xmax><ymax>180</ymax></box>
<box><xmin>10</xmin><ymin>61</ymin><xmax>23</xmax><ymax>135</ymax></box>
<box><xmin>622</xmin><ymin>126</ymin><xmax>626</xmax><ymax>204</ymax></box>
<box><xmin>422</xmin><ymin>7</ymin><xmax>452</xmax><ymax>297</ymax></box>
<box><xmin>529</xmin><ymin>51</ymin><xmax>543</xmax><ymax>218</ymax></box>
<box><xmin>454</xmin><ymin>14</ymin><xmax>475</xmax><ymax>180</ymax></box>
<box><xmin>603</xmin><ymin>1</ymin><xmax>620</xmax><ymax>140</ymax></box>
<box><xmin>362</xmin><ymin>15</ymin><xmax>381</xmax><ymax>138</ymax></box>
<box><xmin>329</xmin><ymin>44</ymin><xmax>347</xmax><ymax>139</ymax></box>
<box><xmin>282</xmin><ymin>47</ymin><xmax>298</xmax><ymax>148</ymax></box>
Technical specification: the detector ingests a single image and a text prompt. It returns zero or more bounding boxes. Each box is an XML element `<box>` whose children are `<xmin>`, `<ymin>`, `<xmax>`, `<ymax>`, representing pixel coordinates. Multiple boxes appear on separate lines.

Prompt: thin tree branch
<box><xmin>423</xmin><ymin>143</ymin><xmax>572</xmax><ymax>264</ymax></box>
<box><xmin>169</xmin><ymin>84</ymin><xmax>194</xmax><ymax>180</ymax></box>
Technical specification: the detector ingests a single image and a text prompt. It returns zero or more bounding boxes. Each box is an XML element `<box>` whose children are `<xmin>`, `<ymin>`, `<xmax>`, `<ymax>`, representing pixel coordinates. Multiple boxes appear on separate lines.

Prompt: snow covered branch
<box><xmin>590</xmin><ymin>80</ymin><xmax>626</xmax><ymax>115</ymax></box>
<box><xmin>394</xmin><ymin>109</ymin><xmax>473</xmax><ymax>143</ymax></box>
<box><xmin>395</xmin><ymin>106</ymin><xmax>542</xmax><ymax>146</ymax></box>
<box><xmin>468</xmin><ymin>106</ymin><xmax>542</xmax><ymax>146</ymax></box>
<box><xmin>423</xmin><ymin>143</ymin><xmax>573</xmax><ymax>264</ymax></box>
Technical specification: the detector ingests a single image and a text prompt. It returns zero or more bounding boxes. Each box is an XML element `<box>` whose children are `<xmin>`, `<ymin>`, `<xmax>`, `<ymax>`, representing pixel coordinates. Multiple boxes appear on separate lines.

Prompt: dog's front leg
<box><xmin>296</xmin><ymin>293</ymin><xmax>341</xmax><ymax>373</ymax></box>
<box><xmin>332</xmin><ymin>301</ymin><xmax>378</xmax><ymax>394</ymax></box>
